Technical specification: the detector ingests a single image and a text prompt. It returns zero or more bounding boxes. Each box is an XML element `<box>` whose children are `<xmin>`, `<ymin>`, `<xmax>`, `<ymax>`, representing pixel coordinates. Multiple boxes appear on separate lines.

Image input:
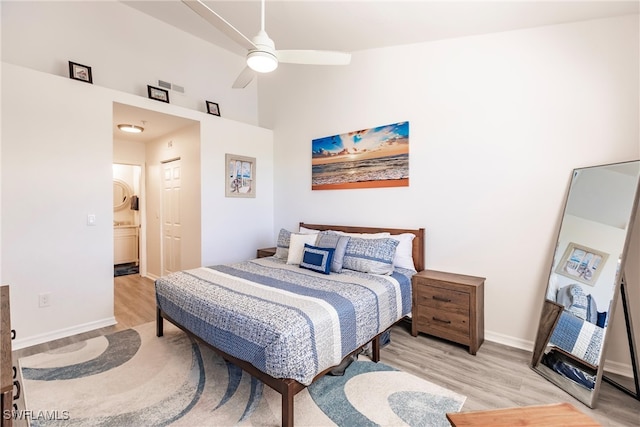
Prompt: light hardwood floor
<box><xmin>13</xmin><ymin>274</ymin><xmax>640</xmax><ymax>426</ymax></box>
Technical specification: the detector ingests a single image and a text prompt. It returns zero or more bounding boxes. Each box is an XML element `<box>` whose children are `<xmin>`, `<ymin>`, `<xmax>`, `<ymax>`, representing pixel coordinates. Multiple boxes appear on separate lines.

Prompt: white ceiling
<box><xmin>114</xmin><ymin>0</ymin><xmax>639</xmax><ymax>142</ymax></box>
<box><xmin>122</xmin><ymin>0</ymin><xmax>639</xmax><ymax>55</ymax></box>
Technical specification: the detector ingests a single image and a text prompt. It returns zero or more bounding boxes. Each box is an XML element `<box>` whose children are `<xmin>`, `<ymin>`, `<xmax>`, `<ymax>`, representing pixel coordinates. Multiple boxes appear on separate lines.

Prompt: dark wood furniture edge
<box><xmin>299</xmin><ymin>222</ymin><xmax>426</xmax><ymax>272</ymax></box>
<box><xmin>551</xmin><ymin>346</ymin><xmax>599</xmax><ymax>372</ymax></box>
<box><xmin>531</xmin><ymin>299</ymin><xmax>564</xmax><ymax>367</ymax></box>
<box><xmin>157</xmin><ymin>307</ymin><xmax>387</xmax><ymax>427</ymax></box>
<box><xmin>1</xmin><ymin>285</ymin><xmax>13</xmax><ymax>427</ymax></box>
<box><xmin>257</xmin><ymin>247</ymin><xmax>277</xmax><ymax>258</ymax></box>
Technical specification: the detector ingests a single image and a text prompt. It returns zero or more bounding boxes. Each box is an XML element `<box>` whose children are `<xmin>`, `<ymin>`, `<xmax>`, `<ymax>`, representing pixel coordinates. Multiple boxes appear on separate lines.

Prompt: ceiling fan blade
<box><xmin>232</xmin><ymin>66</ymin><xmax>256</xmax><ymax>89</ymax></box>
<box><xmin>182</xmin><ymin>0</ymin><xmax>256</xmax><ymax>51</ymax></box>
<box><xmin>276</xmin><ymin>50</ymin><xmax>351</xmax><ymax>66</ymax></box>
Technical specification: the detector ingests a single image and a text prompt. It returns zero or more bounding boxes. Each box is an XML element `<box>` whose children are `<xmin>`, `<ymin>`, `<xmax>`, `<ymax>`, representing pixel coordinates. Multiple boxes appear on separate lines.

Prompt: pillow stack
<box><xmin>272</xmin><ymin>226</ymin><xmax>416</xmax><ymax>275</ymax></box>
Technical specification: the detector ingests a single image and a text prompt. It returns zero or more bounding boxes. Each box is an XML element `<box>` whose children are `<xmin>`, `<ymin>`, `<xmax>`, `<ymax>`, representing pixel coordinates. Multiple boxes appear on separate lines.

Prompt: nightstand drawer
<box><xmin>416</xmin><ymin>285</ymin><xmax>469</xmax><ymax>311</ymax></box>
<box><xmin>414</xmin><ymin>308</ymin><xmax>470</xmax><ymax>338</ymax></box>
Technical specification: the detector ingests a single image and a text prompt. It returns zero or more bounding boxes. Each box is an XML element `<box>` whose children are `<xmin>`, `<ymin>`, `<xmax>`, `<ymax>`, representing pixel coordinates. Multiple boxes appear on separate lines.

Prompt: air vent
<box><xmin>158</xmin><ymin>80</ymin><xmax>185</xmax><ymax>93</ymax></box>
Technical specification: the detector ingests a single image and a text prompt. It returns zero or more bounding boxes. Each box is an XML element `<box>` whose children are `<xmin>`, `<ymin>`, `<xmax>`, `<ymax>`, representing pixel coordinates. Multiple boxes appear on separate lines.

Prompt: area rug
<box><xmin>19</xmin><ymin>322</ymin><xmax>466</xmax><ymax>426</ymax></box>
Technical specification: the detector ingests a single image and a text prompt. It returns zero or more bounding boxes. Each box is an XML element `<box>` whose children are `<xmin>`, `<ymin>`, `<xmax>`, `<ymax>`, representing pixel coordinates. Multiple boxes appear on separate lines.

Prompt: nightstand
<box><xmin>411</xmin><ymin>269</ymin><xmax>485</xmax><ymax>355</ymax></box>
<box><xmin>256</xmin><ymin>247</ymin><xmax>277</xmax><ymax>258</ymax></box>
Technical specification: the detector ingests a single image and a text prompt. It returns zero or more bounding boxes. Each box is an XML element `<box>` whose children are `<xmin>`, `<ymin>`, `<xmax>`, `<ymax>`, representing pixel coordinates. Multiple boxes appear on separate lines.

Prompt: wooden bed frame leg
<box><xmin>156</xmin><ymin>308</ymin><xmax>164</xmax><ymax>337</ymax></box>
<box><xmin>282</xmin><ymin>384</ymin><xmax>294</xmax><ymax>427</ymax></box>
<box><xmin>372</xmin><ymin>335</ymin><xmax>380</xmax><ymax>363</ymax></box>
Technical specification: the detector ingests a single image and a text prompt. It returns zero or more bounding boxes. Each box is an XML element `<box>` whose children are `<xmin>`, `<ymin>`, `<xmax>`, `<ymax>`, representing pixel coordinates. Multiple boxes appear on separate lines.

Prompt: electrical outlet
<box><xmin>38</xmin><ymin>293</ymin><xmax>51</xmax><ymax>307</ymax></box>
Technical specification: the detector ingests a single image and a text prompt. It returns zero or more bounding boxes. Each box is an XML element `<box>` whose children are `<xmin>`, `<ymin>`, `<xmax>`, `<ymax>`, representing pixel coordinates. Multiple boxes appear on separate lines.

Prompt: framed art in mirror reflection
<box><xmin>555</xmin><ymin>242</ymin><xmax>609</xmax><ymax>286</ymax></box>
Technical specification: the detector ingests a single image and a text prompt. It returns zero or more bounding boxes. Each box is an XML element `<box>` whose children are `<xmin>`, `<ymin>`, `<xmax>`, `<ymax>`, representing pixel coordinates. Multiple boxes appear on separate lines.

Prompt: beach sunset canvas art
<box><xmin>312</xmin><ymin>121</ymin><xmax>409</xmax><ymax>190</ymax></box>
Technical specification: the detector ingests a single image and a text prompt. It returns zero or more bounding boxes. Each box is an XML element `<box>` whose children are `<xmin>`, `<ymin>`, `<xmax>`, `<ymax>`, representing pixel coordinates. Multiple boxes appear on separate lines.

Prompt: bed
<box><xmin>539</xmin><ymin>284</ymin><xmax>607</xmax><ymax>389</ymax></box>
<box><xmin>548</xmin><ymin>284</ymin><xmax>606</xmax><ymax>368</ymax></box>
<box><xmin>155</xmin><ymin>223</ymin><xmax>425</xmax><ymax>427</ymax></box>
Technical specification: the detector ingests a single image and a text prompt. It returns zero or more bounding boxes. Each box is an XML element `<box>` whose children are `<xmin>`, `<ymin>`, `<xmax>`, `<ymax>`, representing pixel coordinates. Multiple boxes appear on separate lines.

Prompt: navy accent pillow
<box><xmin>300</xmin><ymin>244</ymin><xmax>335</xmax><ymax>275</ymax></box>
<box><xmin>596</xmin><ymin>311</ymin><xmax>607</xmax><ymax>328</ymax></box>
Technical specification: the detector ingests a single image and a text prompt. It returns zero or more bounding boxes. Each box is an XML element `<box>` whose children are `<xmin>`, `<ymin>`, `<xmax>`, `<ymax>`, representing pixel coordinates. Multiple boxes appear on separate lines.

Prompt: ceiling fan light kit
<box><xmin>247</xmin><ymin>50</ymin><xmax>278</xmax><ymax>73</ymax></box>
<box><xmin>183</xmin><ymin>0</ymin><xmax>351</xmax><ymax>87</ymax></box>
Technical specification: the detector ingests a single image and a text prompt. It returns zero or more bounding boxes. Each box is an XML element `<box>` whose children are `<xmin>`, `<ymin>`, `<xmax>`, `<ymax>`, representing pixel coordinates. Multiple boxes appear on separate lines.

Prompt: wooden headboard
<box><xmin>299</xmin><ymin>223</ymin><xmax>425</xmax><ymax>272</ymax></box>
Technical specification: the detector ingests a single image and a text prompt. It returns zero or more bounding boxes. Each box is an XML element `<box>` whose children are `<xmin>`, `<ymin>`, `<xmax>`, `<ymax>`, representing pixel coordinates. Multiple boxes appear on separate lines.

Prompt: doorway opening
<box><xmin>113</xmin><ymin>163</ymin><xmax>142</xmax><ymax>276</ymax></box>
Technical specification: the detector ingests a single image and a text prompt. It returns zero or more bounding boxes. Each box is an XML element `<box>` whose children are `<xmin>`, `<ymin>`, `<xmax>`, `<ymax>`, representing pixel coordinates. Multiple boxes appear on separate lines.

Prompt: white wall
<box><xmin>200</xmin><ymin>119</ymin><xmax>275</xmax><ymax>265</ymax></box>
<box><xmin>2</xmin><ymin>63</ymin><xmax>273</xmax><ymax>349</ymax></box>
<box><xmin>1</xmin><ymin>1</ymin><xmax>258</xmax><ymax>126</ymax></box>
<box><xmin>261</xmin><ymin>15</ymin><xmax>639</xmax><ymax>368</ymax></box>
<box><xmin>2</xmin><ymin>64</ymin><xmax>116</xmax><ymax>347</ymax></box>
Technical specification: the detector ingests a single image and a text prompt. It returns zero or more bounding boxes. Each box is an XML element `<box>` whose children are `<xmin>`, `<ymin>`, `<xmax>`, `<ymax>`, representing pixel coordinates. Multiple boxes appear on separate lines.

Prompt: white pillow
<box><xmin>299</xmin><ymin>226</ymin><xmax>321</xmax><ymax>234</ymax></box>
<box><xmin>390</xmin><ymin>233</ymin><xmax>416</xmax><ymax>271</ymax></box>
<box><xmin>287</xmin><ymin>233</ymin><xmax>319</xmax><ymax>265</ymax></box>
<box><xmin>333</xmin><ymin>230</ymin><xmax>391</xmax><ymax>239</ymax></box>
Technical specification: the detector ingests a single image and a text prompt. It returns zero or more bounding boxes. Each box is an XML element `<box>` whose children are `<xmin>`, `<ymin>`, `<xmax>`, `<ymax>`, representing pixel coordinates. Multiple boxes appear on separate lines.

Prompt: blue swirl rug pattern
<box><xmin>19</xmin><ymin>322</ymin><xmax>465</xmax><ymax>426</ymax></box>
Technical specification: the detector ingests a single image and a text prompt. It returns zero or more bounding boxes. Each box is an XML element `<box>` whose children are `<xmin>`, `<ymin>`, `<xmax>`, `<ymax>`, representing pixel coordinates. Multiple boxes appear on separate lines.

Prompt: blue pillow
<box><xmin>300</xmin><ymin>244</ymin><xmax>335</xmax><ymax>275</ymax></box>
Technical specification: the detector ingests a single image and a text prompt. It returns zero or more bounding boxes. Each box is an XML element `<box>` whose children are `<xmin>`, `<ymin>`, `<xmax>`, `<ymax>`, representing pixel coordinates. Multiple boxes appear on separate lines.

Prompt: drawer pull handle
<box><xmin>433</xmin><ymin>317</ymin><xmax>451</xmax><ymax>324</ymax></box>
<box><xmin>432</xmin><ymin>296</ymin><xmax>451</xmax><ymax>303</ymax></box>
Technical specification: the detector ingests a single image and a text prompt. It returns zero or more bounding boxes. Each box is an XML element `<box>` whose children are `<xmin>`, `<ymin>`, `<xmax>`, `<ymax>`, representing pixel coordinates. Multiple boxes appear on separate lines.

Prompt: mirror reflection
<box><xmin>113</xmin><ymin>179</ymin><xmax>132</xmax><ymax>211</ymax></box>
<box><xmin>532</xmin><ymin>160</ymin><xmax>640</xmax><ymax>407</ymax></box>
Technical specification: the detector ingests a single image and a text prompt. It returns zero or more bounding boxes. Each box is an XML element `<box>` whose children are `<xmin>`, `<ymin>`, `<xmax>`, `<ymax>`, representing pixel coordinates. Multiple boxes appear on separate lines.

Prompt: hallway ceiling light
<box><xmin>117</xmin><ymin>124</ymin><xmax>144</xmax><ymax>133</ymax></box>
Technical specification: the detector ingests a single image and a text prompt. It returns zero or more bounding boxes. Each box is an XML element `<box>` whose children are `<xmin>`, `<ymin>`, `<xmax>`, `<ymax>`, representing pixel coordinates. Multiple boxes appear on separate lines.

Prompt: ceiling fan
<box><xmin>182</xmin><ymin>0</ymin><xmax>352</xmax><ymax>88</ymax></box>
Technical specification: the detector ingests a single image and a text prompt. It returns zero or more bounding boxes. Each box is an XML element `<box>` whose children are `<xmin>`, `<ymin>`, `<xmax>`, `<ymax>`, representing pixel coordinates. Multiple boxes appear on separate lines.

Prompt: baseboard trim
<box><xmin>144</xmin><ymin>272</ymin><xmax>159</xmax><ymax>281</ymax></box>
<box><xmin>485</xmin><ymin>330</ymin><xmax>533</xmax><ymax>352</ymax></box>
<box><xmin>12</xmin><ymin>317</ymin><xmax>117</xmax><ymax>350</ymax></box>
<box><xmin>484</xmin><ymin>330</ymin><xmax>635</xmax><ymax>379</ymax></box>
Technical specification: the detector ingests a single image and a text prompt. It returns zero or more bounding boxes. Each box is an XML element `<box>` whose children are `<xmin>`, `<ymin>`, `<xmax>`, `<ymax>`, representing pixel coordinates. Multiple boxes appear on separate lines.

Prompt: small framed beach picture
<box><xmin>68</xmin><ymin>61</ymin><xmax>93</xmax><ymax>84</ymax></box>
<box><xmin>225</xmin><ymin>154</ymin><xmax>255</xmax><ymax>198</ymax></box>
<box><xmin>147</xmin><ymin>85</ymin><xmax>169</xmax><ymax>103</ymax></box>
<box><xmin>206</xmin><ymin>101</ymin><xmax>220</xmax><ymax>116</ymax></box>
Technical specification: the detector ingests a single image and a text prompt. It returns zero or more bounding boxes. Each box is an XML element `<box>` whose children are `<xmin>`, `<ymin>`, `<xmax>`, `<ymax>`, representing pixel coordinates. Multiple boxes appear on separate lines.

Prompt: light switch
<box><xmin>87</xmin><ymin>214</ymin><xmax>96</xmax><ymax>226</ymax></box>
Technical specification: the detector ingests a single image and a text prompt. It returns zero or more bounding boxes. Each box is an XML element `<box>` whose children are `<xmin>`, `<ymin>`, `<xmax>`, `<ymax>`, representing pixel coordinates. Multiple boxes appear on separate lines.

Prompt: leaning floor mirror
<box><xmin>531</xmin><ymin>160</ymin><xmax>640</xmax><ymax>408</ymax></box>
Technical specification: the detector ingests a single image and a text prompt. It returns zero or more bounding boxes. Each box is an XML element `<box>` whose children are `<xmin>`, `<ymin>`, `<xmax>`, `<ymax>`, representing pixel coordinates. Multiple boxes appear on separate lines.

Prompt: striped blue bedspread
<box><xmin>155</xmin><ymin>257</ymin><xmax>413</xmax><ymax>385</ymax></box>
<box><xmin>550</xmin><ymin>310</ymin><xmax>604</xmax><ymax>367</ymax></box>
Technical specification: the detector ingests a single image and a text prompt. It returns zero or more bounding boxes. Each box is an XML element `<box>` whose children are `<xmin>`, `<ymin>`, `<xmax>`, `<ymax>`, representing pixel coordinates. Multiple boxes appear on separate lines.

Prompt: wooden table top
<box><xmin>446</xmin><ymin>402</ymin><xmax>601</xmax><ymax>427</ymax></box>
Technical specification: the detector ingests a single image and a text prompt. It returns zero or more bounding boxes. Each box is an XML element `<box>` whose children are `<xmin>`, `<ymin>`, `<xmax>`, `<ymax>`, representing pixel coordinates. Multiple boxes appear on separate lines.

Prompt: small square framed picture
<box><xmin>68</xmin><ymin>61</ymin><xmax>92</xmax><ymax>84</ymax></box>
<box><xmin>147</xmin><ymin>85</ymin><xmax>170</xmax><ymax>103</ymax></box>
<box><xmin>206</xmin><ymin>101</ymin><xmax>220</xmax><ymax>116</ymax></box>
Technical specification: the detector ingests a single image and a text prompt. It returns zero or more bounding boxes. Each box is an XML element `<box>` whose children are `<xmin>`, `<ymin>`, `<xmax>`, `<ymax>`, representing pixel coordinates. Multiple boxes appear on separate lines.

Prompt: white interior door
<box><xmin>162</xmin><ymin>159</ymin><xmax>182</xmax><ymax>276</ymax></box>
